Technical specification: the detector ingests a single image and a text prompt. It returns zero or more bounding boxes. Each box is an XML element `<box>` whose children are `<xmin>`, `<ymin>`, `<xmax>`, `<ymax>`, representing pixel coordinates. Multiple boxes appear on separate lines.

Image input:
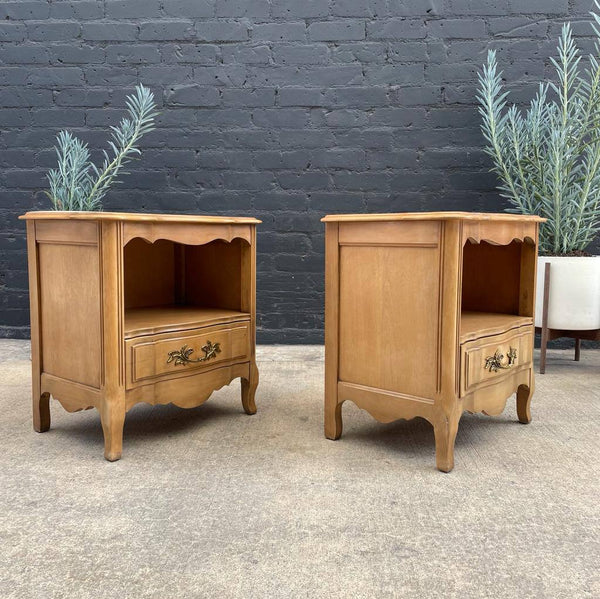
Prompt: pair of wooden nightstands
<box><xmin>22</xmin><ymin>211</ymin><xmax>543</xmax><ymax>471</ymax></box>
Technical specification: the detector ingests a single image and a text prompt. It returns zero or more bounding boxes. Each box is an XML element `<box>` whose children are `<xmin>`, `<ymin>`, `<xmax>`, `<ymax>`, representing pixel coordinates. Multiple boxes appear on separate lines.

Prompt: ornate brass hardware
<box><xmin>484</xmin><ymin>347</ymin><xmax>517</xmax><ymax>372</ymax></box>
<box><xmin>167</xmin><ymin>341</ymin><xmax>221</xmax><ymax>366</ymax></box>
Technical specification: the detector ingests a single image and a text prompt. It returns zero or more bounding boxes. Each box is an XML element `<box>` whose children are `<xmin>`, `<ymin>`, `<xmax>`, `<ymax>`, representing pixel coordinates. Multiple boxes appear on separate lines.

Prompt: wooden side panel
<box><xmin>240</xmin><ymin>231</ymin><xmax>254</xmax><ymax>326</ymax></box>
<box><xmin>38</xmin><ymin>242</ymin><xmax>101</xmax><ymax>388</ymax></box>
<box><xmin>240</xmin><ymin>224</ymin><xmax>259</xmax><ymax>413</ymax></box>
<box><xmin>338</xmin><ymin>240</ymin><xmax>441</xmax><ymax>399</ymax></box>
<box><xmin>519</xmin><ymin>240</ymin><xmax>537</xmax><ymax>317</ymax></box>
<box><xmin>123</xmin><ymin>238</ymin><xmax>175</xmax><ymax>309</ymax></box>
<box><xmin>185</xmin><ymin>240</ymin><xmax>243</xmax><ymax>311</ymax></box>
<box><xmin>338</xmin><ymin>381</ymin><xmax>435</xmax><ymax>424</ymax></box>
<box><xmin>26</xmin><ymin>221</ymin><xmax>47</xmax><ymax>432</ymax></box>
<box><xmin>324</xmin><ymin>222</ymin><xmax>341</xmax><ymax>439</ymax></box>
<box><xmin>41</xmin><ymin>373</ymin><xmax>101</xmax><ymax>411</ymax></box>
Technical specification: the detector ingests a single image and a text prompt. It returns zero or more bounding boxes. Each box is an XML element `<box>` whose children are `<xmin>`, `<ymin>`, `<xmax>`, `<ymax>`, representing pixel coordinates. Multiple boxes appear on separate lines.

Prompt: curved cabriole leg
<box><xmin>33</xmin><ymin>391</ymin><xmax>51</xmax><ymax>433</ymax></box>
<box><xmin>100</xmin><ymin>402</ymin><xmax>126</xmax><ymax>462</ymax></box>
<box><xmin>433</xmin><ymin>410</ymin><xmax>461</xmax><ymax>473</ymax></box>
<box><xmin>241</xmin><ymin>362</ymin><xmax>259</xmax><ymax>415</ymax></box>
<box><xmin>516</xmin><ymin>383</ymin><xmax>533</xmax><ymax>424</ymax></box>
<box><xmin>325</xmin><ymin>400</ymin><xmax>343</xmax><ymax>440</ymax></box>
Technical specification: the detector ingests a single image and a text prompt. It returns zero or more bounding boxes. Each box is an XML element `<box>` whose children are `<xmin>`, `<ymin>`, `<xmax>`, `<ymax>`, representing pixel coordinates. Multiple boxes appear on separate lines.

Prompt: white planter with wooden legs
<box><xmin>535</xmin><ymin>256</ymin><xmax>600</xmax><ymax>329</ymax></box>
<box><xmin>535</xmin><ymin>256</ymin><xmax>600</xmax><ymax>373</ymax></box>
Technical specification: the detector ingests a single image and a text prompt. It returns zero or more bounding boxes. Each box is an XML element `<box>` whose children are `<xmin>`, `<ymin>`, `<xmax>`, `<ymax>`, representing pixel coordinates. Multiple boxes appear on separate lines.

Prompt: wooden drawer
<box><xmin>126</xmin><ymin>320</ymin><xmax>250</xmax><ymax>389</ymax></box>
<box><xmin>460</xmin><ymin>325</ymin><xmax>533</xmax><ymax>397</ymax></box>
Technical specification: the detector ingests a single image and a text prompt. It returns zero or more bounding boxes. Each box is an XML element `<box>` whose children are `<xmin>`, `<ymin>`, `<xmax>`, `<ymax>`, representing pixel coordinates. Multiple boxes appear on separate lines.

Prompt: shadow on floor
<box><xmin>47</xmin><ymin>397</ymin><xmax>245</xmax><ymax>450</ymax></box>
<box><xmin>339</xmin><ymin>406</ymin><xmax>526</xmax><ymax>456</ymax></box>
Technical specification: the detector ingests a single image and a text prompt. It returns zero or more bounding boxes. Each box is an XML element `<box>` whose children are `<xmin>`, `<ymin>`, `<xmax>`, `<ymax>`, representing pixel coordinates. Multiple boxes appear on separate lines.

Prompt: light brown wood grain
<box><xmin>339</xmin><ymin>220</ymin><xmax>440</xmax><ymax>246</ymax></box>
<box><xmin>126</xmin><ymin>321</ymin><xmax>250</xmax><ymax>388</ymax></box>
<box><xmin>462</xmin><ymin>240</ymin><xmax>522</xmax><ymax>315</ymax></box>
<box><xmin>26</xmin><ymin>221</ymin><xmax>48</xmax><ymax>433</ymax></box>
<box><xmin>460</xmin><ymin>312</ymin><xmax>533</xmax><ymax>342</ymax></box>
<box><xmin>438</xmin><ymin>220</ymin><xmax>462</xmax><ymax>405</ymax></box>
<box><xmin>517</xmin><ymin>382</ymin><xmax>533</xmax><ymax>424</ymax></box>
<box><xmin>240</xmin><ymin>226</ymin><xmax>258</xmax><ymax>415</ymax></box>
<box><xmin>24</xmin><ymin>212</ymin><xmax>260</xmax><ymax>461</ymax></box>
<box><xmin>324</xmin><ymin>222</ymin><xmax>341</xmax><ymax>440</ymax></box>
<box><xmin>125</xmin><ymin>363</ymin><xmax>250</xmax><ymax>410</ymax></box>
<box><xmin>124</xmin><ymin>238</ymin><xmax>175</xmax><ymax>309</ymax></box>
<box><xmin>20</xmin><ymin>211</ymin><xmax>261</xmax><ymax>225</ymax></box>
<box><xmin>434</xmin><ymin>220</ymin><xmax>463</xmax><ymax>473</ymax></box>
<box><xmin>35</xmin><ymin>220</ymin><xmax>98</xmax><ymax>245</ymax></box>
<box><xmin>124</xmin><ymin>306</ymin><xmax>250</xmax><ymax>337</ymax></box>
<box><xmin>184</xmin><ymin>240</ymin><xmax>243</xmax><ymax>311</ymax></box>
<box><xmin>338</xmin><ymin>381</ymin><xmax>436</xmax><ymax>423</ymax></box>
<box><xmin>463</xmin><ymin>368</ymin><xmax>531</xmax><ymax>416</ymax></box>
<box><xmin>38</xmin><ymin>241</ymin><xmax>102</xmax><ymax>388</ymax></box>
<box><xmin>322</xmin><ymin>212</ymin><xmax>544</xmax><ymax>223</ymax></box>
<box><xmin>122</xmin><ymin>222</ymin><xmax>253</xmax><ymax>246</ymax></box>
<box><xmin>519</xmin><ymin>240</ymin><xmax>537</xmax><ymax>317</ymax></box>
<box><xmin>41</xmin><ymin>373</ymin><xmax>100</xmax><ymax>412</ymax></box>
<box><xmin>433</xmin><ymin>405</ymin><xmax>462</xmax><ymax>473</ymax></box>
<box><xmin>100</xmin><ymin>221</ymin><xmax>126</xmax><ymax>461</ymax></box>
<box><xmin>323</xmin><ymin>213</ymin><xmax>540</xmax><ymax>472</ymax></box>
<box><xmin>338</xmin><ymin>243</ymin><xmax>441</xmax><ymax>399</ymax></box>
<box><xmin>460</xmin><ymin>325</ymin><xmax>533</xmax><ymax>397</ymax></box>
<box><xmin>462</xmin><ymin>220</ymin><xmax>538</xmax><ymax>245</ymax></box>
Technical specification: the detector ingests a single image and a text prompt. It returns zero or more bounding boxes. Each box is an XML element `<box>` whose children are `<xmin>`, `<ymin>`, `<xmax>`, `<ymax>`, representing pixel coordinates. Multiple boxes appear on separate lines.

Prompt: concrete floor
<box><xmin>0</xmin><ymin>339</ymin><xmax>598</xmax><ymax>598</ymax></box>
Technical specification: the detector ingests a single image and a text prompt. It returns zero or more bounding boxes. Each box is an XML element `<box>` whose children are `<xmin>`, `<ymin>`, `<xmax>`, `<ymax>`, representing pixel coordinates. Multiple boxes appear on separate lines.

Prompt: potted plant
<box><xmin>45</xmin><ymin>84</ymin><xmax>157</xmax><ymax>211</ymax></box>
<box><xmin>477</xmin><ymin>5</ymin><xmax>600</xmax><ymax>331</ymax></box>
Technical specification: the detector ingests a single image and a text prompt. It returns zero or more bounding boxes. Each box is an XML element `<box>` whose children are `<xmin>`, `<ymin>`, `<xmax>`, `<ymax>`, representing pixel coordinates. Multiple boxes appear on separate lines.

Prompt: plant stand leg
<box><xmin>241</xmin><ymin>362</ymin><xmax>259</xmax><ymax>415</ymax></box>
<box><xmin>540</xmin><ymin>262</ymin><xmax>551</xmax><ymax>375</ymax></box>
<box><xmin>574</xmin><ymin>338</ymin><xmax>581</xmax><ymax>362</ymax></box>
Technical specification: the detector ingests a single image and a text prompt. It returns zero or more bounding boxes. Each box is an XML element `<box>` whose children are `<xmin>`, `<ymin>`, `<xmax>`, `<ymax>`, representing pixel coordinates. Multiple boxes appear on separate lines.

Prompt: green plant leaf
<box><xmin>477</xmin><ymin>10</ymin><xmax>600</xmax><ymax>253</ymax></box>
<box><xmin>45</xmin><ymin>84</ymin><xmax>158</xmax><ymax>211</ymax></box>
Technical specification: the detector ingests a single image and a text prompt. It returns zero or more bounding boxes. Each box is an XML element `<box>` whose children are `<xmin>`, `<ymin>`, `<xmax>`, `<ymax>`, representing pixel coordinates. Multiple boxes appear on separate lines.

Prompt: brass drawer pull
<box><xmin>484</xmin><ymin>347</ymin><xmax>517</xmax><ymax>372</ymax></box>
<box><xmin>167</xmin><ymin>341</ymin><xmax>221</xmax><ymax>366</ymax></box>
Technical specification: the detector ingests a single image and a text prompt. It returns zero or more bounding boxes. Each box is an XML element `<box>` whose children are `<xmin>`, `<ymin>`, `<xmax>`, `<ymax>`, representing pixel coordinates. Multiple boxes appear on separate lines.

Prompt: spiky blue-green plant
<box><xmin>46</xmin><ymin>130</ymin><xmax>95</xmax><ymax>211</ymax></box>
<box><xmin>478</xmin><ymin>2</ymin><xmax>600</xmax><ymax>254</ymax></box>
<box><xmin>45</xmin><ymin>84</ymin><xmax>157</xmax><ymax>211</ymax></box>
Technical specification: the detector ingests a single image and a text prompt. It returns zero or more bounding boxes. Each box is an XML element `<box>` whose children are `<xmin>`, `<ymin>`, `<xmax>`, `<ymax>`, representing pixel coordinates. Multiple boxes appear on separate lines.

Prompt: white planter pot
<box><xmin>535</xmin><ymin>256</ymin><xmax>600</xmax><ymax>330</ymax></box>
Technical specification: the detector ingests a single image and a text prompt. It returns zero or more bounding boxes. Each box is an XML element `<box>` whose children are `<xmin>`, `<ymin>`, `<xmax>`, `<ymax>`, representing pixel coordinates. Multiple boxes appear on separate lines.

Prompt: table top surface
<box><xmin>20</xmin><ymin>211</ymin><xmax>544</xmax><ymax>225</ymax></box>
<box><xmin>321</xmin><ymin>211</ymin><xmax>546</xmax><ymax>223</ymax></box>
<box><xmin>19</xmin><ymin>211</ymin><xmax>261</xmax><ymax>224</ymax></box>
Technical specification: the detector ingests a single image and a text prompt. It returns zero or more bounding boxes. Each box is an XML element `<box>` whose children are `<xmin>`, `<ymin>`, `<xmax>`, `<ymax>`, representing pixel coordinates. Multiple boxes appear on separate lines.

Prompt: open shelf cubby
<box><xmin>460</xmin><ymin>239</ymin><xmax>534</xmax><ymax>342</ymax></box>
<box><xmin>123</xmin><ymin>237</ymin><xmax>250</xmax><ymax>338</ymax></box>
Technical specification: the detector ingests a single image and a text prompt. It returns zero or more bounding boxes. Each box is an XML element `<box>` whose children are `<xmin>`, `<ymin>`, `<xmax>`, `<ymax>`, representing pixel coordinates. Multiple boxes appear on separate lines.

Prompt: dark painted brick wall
<box><xmin>0</xmin><ymin>1</ymin><xmax>596</xmax><ymax>342</ymax></box>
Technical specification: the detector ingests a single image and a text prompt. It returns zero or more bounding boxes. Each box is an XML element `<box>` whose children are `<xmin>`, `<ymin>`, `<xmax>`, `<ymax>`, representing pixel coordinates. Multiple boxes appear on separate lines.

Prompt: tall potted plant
<box><xmin>44</xmin><ymin>84</ymin><xmax>157</xmax><ymax>211</ymax></box>
<box><xmin>477</xmin><ymin>5</ymin><xmax>600</xmax><ymax>330</ymax></box>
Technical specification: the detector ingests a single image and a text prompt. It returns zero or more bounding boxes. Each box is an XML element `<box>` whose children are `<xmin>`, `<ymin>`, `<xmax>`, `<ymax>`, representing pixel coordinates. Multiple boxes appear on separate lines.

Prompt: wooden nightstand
<box><xmin>322</xmin><ymin>212</ymin><xmax>545</xmax><ymax>472</ymax></box>
<box><xmin>20</xmin><ymin>212</ymin><xmax>260</xmax><ymax>461</ymax></box>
